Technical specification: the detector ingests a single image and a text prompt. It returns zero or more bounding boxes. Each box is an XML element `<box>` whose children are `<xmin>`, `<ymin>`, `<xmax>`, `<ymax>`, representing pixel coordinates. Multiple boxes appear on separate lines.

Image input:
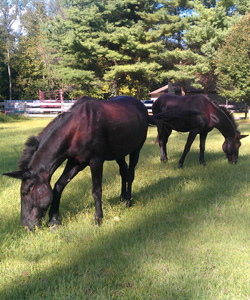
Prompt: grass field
<box><xmin>1</xmin><ymin>116</ymin><xmax>250</xmax><ymax>300</ymax></box>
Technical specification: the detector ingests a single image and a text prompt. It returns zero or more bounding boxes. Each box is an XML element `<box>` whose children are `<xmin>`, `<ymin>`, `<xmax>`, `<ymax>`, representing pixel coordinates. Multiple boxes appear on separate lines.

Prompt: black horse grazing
<box><xmin>3</xmin><ymin>96</ymin><xmax>187</xmax><ymax>230</ymax></box>
<box><xmin>152</xmin><ymin>94</ymin><xmax>248</xmax><ymax>168</ymax></box>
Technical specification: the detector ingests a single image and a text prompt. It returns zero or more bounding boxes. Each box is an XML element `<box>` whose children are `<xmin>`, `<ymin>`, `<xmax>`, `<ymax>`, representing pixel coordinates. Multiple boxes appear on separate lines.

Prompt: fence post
<box><xmin>24</xmin><ymin>101</ymin><xmax>27</xmax><ymax>115</ymax></box>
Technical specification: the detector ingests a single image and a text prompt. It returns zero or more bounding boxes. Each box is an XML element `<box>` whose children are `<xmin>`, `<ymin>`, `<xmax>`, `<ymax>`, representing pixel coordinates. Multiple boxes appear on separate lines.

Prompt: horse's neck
<box><xmin>214</xmin><ymin>108</ymin><xmax>235</xmax><ymax>138</ymax></box>
<box><xmin>30</xmin><ymin>139</ymin><xmax>67</xmax><ymax>177</ymax></box>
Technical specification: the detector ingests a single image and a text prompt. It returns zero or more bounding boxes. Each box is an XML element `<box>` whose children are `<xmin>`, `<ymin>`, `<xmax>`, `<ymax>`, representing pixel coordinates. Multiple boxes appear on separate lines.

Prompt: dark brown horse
<box><xmin>3</xmin><ymin>96</ymin><xmax>190</xmax><ymax>230</ymax></box>
<box><xmin>152</xmin><ymin>94</ymin><xmax>248</xmax><ymax>168</ymax></box>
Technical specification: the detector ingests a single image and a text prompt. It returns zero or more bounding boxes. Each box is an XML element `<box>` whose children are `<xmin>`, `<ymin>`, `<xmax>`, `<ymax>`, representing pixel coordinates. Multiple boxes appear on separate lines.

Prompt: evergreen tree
<box><xmin>44</xmin><ymin>0</ymin><xmax>164</xmax><ymax>98</ymax></box>
<box><xmin>147</xmin><ymin>0</ymin><xmax>193</xmax><ymax>95</ymax></box>
<box><xmin>161</xmin><ymin>0</ymin><xmax>237</xmax><ymax>95</ymax></box>
<box><xmin>1</xmin><ymin>0</ymin><xmax>246</xmax><ymax>100</ymax></box>
<box><xmin>215</xmin><ymin>13</ymin><xmax>250</xmax><ymax>103</ymax></box>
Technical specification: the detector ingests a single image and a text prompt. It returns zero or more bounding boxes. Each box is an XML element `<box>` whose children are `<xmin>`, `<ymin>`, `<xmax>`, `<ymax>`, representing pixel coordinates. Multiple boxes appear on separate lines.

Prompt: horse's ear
<box><xmin>3</xmin><ymin>170</ymin><xmax>30</xmax><ymax>180</ymax></box>
<box><xmin>239</xmin><ymin>134</ymin><xmax>248</xmax><ymax>140</ymax></box>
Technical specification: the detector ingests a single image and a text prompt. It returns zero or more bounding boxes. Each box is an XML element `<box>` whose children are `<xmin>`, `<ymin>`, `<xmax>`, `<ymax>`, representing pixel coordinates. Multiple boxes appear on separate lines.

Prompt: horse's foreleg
<box><xmin>126</xmin><ymin>150</ymin><xmax>140</xmax><ymax>207</ymax></box>
<box><xmin>90</xmin><ymin>158</ymin><xmax>104</xmax><ymax>224</ymax></box>
<box><xmin>49</xmin><ymin>159</ymin><xmax>87</xmax><ymax>227</ymax></box>
<box><xmin>116</xmin><ymin>157</ymin><xmax>128</xmax><ymax>202</ymax></box>
<box><xmin>199</xmin><ymin>132</ymin><xmax>208</xmax><ymax>166</ymax></box>
<box><xmin>179</xmin><ymin>131</ymin><xmax>197</xmax><ymax>168</ymax></box>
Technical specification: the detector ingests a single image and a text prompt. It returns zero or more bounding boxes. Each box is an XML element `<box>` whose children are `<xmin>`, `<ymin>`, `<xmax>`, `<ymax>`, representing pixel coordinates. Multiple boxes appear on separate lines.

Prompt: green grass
<box><xmin>1</xmin><ymin>117</ymin><xmax>250</xmax><ymax>300</ymax></box>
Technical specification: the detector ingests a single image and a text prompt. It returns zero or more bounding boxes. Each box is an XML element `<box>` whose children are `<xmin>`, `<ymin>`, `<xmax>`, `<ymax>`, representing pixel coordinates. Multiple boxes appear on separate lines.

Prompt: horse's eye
<box><xmin>22</xmin><ymin>190</ymin><xmax>29</xmax><ymax>197</ymax></box>
<box><xmin>22</xmin><ymin>183</ymin><xmax>34</xmax><ymax>196</ymax></box>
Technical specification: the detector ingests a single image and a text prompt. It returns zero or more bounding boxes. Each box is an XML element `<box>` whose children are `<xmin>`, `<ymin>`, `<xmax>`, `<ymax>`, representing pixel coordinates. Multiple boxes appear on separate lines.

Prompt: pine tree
<box><xmin>161</xmin><ymin>0</ymin><xmax>237</xmax><ymax>95</ymax></box>
<box><xmin>215</xmin><ymin>13</ymin><xmax>250</xmax><ymax>102</ymax></box>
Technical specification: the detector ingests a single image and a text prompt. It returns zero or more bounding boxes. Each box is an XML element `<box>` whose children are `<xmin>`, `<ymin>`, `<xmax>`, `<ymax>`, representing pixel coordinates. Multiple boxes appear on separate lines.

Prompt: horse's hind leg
<box><xmin>199</xmin><ymin>132</ymin><xmax>208</xmax><ymax>165</ymax></box>
<box><xmin>89</xmin><ymin>157</ymin><xmax>104</xmax><ymax>224</ymax></box>
<box><xmin>157</xmin><ymin>126</ymin><xmax>172</xmax><ymax>163</ymax></box>
<box><xmin>126</xmin><ymin>149</ymin><xmax>140</xmax><ymax>207</ymax></box>
<box><xmin>179</xmin><ymin>131</ymin><xmax>197</xmax><ymax>168</ymax></box>
<box><xmin>116</xmin><ymin>157</ymin><xmax>128</xmax><ymax>201</ymax></box>
<box><xmin>49</xmin><ymin>159</ymin><xmax>87</xmax><ymax>227</ymax></box>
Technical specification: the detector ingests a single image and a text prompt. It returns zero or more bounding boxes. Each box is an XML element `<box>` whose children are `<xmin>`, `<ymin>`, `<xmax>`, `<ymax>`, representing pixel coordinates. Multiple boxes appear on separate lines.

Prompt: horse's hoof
<box><xmin>120</xmin><ymin>194</ymin><xmax>127</xmax><ymax>202</ymax></box>
<box><xmin>49</xmin><ymin>215</ymin><xmax>62</xmax><ymax>227</ymax></box>
<box><xmin>126</xmin><ymin>200</ymin><xmax>132</xmax><ymax>207</ymax></box>
<box><xmin>160</xmin><ymin>157</ymin><xmax>168</xmax><ymax>163</ymax></box>
<box><xmin>95</xmin><ymin>216</ymin><xmax>103</xmax><ymax>225</ymax></box>
<box><xmin>200</xmin><ymin>162</ymin><xmax>207</xmax><ymax>166</ymax></box>
<box><xmin>49</xmin><ymin>225</ymin><xmax>59</xmax><ymax>232</ymax></box>
<box><xmin>178</xmin><ymin>164</ymin><xmax>183</xmax><ymax>169</ymax></box>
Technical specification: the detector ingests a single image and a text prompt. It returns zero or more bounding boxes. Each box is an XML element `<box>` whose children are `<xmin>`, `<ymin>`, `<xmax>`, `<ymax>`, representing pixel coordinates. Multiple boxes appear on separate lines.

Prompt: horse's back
<box><xmin>152</xmin><ymin>94</ymin><xmax>212</xmax><ymax>113</ymax></box>
<box><xmin>68</xmin><ymin>96</ymin><xmax>148</xmax><ymax>161</ymax></box>
<box><xmin>108</xmin><ymin>96</ymin><xmax>148</xmax><ymax>115</ymax></box>
<box><xmin>152</xmin><ymin>94</ymin><xmax>214</xmax><ymax>133</ymax></box>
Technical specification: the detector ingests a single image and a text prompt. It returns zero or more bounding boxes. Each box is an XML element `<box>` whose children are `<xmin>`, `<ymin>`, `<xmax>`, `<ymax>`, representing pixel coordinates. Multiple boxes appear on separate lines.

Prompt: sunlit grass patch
<box><xmin>1</xmin><ymin>118</ymin><xmax>250</xmax><ymax>299</ymax></box>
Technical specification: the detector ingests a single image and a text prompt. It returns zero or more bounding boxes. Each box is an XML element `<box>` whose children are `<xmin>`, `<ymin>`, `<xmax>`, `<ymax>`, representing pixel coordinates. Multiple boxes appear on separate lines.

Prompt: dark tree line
<box><xmin>0</xmin><ymin>0</ymin><xmax>249</xmax><ymax>101</ymax></box>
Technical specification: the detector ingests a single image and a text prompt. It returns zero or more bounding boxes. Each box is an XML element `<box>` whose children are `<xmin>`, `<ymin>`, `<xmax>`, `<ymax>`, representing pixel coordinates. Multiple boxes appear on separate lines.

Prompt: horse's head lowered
<box><xmin>222</xmin><ymin>133</ymin><xmax>248</xmax><ymax>164</ymax></box>
<box><xmin>3</xmin><ymin>169</ymin><xmax>53</xmax><ymax>230</ymax></box>
<box><xmin>3</xmin><ymin>135</ymin><xmax>54</xmax><ymax>230</ymax></box>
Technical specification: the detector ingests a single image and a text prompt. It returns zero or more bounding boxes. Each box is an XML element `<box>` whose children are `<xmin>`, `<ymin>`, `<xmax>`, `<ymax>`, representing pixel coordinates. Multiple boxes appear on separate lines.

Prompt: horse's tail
<box><xmin>148</xmin><ymin>109</ymin><xmax>201</xmax><ymax>131</ymax></box>
<box><xmin>147</xmin><ymin>112</ymin><xmax>174</xmax><ymax>136</ymax></box>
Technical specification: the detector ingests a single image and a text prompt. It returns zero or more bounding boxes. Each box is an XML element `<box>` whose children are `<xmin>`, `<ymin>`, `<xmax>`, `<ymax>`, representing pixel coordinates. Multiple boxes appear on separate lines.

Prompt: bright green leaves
<box><xmin>215</xmin><ymin>14</ymin><xmax>250</xmax><ymax>102</ymax></box>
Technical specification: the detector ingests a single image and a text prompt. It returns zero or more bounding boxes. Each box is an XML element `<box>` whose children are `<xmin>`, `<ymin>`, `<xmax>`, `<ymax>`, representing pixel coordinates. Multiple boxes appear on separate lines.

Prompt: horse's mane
<box><xmin>218</xmin><ymin>105</ymin><xmax>239</xmax><ymax>131</ymax></box>
<box><xmin>18</xmin><ymin>135</ymin><xmax>40</xmax><ymax>171</ymax></box>
<box><xmin>18</xmin><ymin>112</ymin><xmax>69</xmax><ymax>171</ymax></box>
<box><xmin>18</xmin><ymin>96</ymin><xmax>96</xmax><ymax>171</ymax></box>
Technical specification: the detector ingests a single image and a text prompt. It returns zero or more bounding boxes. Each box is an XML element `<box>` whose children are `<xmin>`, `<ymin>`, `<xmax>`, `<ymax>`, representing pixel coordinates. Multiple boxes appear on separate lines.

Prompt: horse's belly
<box><xmin>104</xmin><ymin>131</ymin><xmax>147</xmax><ymax>160</ymax></box>
<box><xmin>70</xmin><ymin>127</ymin><xmax>147</xmax><ymax>162</ymax></box>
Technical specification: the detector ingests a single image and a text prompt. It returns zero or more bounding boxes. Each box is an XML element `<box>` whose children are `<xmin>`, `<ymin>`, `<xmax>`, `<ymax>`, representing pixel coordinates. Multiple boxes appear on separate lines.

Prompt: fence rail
<box><xmin>3</xmin><ymin>100</ymin><xmax>249</xmax><ymax>119</ymax></box>
<box><xmin>3</xmin><ymin>100</ymin><xmax>76</xmax><ymax>116</ymax></box>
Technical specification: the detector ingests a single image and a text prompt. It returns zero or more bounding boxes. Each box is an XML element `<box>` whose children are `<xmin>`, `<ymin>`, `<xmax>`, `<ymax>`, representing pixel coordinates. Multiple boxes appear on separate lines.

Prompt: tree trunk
<box><xmin>7</xmin><ymin>48</ymin><xmax>12</xmax><ymax>100</ymax></box>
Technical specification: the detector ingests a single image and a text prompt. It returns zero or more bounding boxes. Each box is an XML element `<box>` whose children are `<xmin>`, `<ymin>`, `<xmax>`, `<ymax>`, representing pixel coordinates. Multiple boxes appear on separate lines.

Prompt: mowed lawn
<box><xmin>1</xmin><ymin>116</ymin><xmax>250</xmax><ymax>300</ymax></box>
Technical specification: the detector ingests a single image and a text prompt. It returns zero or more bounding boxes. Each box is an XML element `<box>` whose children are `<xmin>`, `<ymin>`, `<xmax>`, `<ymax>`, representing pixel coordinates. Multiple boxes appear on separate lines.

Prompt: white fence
<box><xmin>3</xmin><ymin>99</ymin><xmax>155</xmax><ymax>117</ymax></box>
<box><xmin>3</xmin><ymin>100</ymin><xmax>76</xmax><ymax>117</ymax></box>
<box><xmin>142</xmin><ymin>100</ymin><xmax>154</xmax><ymax>113</ymax></box>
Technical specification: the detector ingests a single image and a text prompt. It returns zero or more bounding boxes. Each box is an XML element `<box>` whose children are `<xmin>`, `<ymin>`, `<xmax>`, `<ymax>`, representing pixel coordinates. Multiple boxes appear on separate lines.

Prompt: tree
<box><xmin>1</xmin><ymin>0</ymin><xmax>245</xmax><ymax>100</ymax></box>
<box><xmin>158</xmin><ymin>0</ymin><xmax>249</xmax><ymax>95</ymax></box>
<box><xmin>0</xmin><ymin>24</ymin><xmax>9</xmax><ymax>101</ymax></box>
<box><xmin>0</xmin><ymin>0</ymin><xmax>26</xmax><ymax>100</ymax></box>
<box><xmin>215</xmin><ymin>13</ymin><xmax>250</xmax><ymax>103</ymax></box>
<box><xmin>145</xmin><ymin>0</ymin><xmax>194</xmax><ymax>95</ymax></box>
<box><xmin>43</xmin><ymin>0</ymin><xmax>165</xmax><ymax>99</ymax></box>
<box><xmin>14</xmin><ymin>0</ymin><xmax>60</xmax><ymax>99</ymax></box>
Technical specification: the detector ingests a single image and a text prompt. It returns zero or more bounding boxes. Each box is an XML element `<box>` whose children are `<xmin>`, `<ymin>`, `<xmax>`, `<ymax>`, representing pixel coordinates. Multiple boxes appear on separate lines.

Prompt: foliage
<box><xmin>13</xmin><ymin>0</ymin><xmax>63</xmax><ymax>99</ymax></box>
<box><xmin>163</xmin><ymin>0</ymin><xmax>237</xmax><ymax>94</ymax></box>
<box><xmin>1</xmin><ymin>118</ymin><xmax>250</xmax><ymax>299</ymax></box>
<box><xmin>0</xmin><ymin>1</ymin><xmax>250</xmax><ymax>99</ymax></box>
<box><xmin>0</xmin><ymin>0</ymin><xmax>21</xmax><ymax>100</ymax></box>
<box><xmin>0</xmin><ymin>112</ymin><xmax>28</xmax><ymax>122</ymax></box>
<box><xmin>43</xmin><ymin>0</ymin><xmax>163</xmax><ymax>99</ymax></box>
<box><xmin>215</xmin><ymin>13</ymin><xmax>250</xmax><ymax>103</ymax></box>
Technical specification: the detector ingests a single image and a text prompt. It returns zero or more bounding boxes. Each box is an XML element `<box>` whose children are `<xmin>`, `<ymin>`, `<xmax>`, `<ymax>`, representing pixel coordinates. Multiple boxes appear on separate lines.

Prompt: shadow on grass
<box><xmin>1</xmin><ymin>125</ymin><xmax>250</xmax><ymax>299</ymax></box>
<box><xmin>1</xmin><ymin>152</ymin><xmax>250</xmax><ymax>299</ymax></box>
<box><xmin>0</xmin><ymin>138</ymin><xmax>242</xmax><ymax>234</ymax></box>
